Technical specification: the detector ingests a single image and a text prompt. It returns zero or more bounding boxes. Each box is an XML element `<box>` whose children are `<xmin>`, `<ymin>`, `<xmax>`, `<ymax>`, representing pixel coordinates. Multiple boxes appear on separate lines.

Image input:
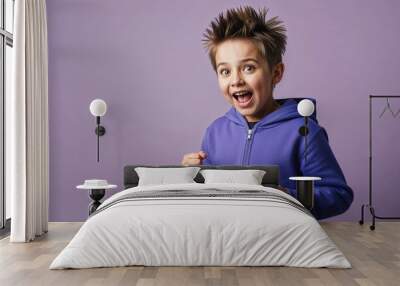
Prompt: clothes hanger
<box><xmin>379</xmin><ymin>98</ymin><xmax>400</xmax><ymax>118</ymax></box>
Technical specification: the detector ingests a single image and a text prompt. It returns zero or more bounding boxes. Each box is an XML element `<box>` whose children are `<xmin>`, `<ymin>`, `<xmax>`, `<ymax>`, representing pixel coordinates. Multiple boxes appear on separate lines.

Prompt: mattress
<box><xmin>50</xmin><ymin>183</ymin><xmax>351</xmax><ymax>269</ymax></box>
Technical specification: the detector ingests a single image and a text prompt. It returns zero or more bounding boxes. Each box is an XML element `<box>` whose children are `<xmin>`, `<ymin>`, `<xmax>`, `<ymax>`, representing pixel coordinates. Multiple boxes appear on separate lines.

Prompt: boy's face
<box><xmin>215</xmin><ymin>38</ymin><xmax>283</xmax><ymax>122</ymax></box>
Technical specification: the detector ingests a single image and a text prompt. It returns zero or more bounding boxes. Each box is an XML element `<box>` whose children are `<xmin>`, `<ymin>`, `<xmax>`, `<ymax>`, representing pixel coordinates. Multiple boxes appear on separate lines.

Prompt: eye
<box><xmin>219</xmin><ymin>68</ymin><xmax>230</xmax><ymax>77</ymax></box>
<box><xmin>243</xmin><ymin>65</ymin><xmax>255</xmax><ymax>73</ymax></box>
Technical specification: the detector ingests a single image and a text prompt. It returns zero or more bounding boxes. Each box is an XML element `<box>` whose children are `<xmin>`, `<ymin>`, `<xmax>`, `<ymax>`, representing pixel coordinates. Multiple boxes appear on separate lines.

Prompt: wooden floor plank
<box><xmin>0</xmin><ymin>222</ymin><xmax>399</xmax><ymax>286</ymax></box>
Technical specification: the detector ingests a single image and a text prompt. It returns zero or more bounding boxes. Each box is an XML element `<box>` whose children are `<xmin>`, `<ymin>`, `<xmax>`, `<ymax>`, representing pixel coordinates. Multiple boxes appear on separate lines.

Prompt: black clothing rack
<box><xmin>360</xmin><ymin>95</ymin><xmax>400</xmax><ymax>230</ymax></box>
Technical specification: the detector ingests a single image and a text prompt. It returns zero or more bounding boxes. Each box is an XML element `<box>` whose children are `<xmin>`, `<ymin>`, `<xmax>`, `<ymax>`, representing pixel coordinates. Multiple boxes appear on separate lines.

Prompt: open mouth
<box><xmin>232</xmin><ymin>90</ymin><xmax>253</xmax><ymax>106</ymax></box>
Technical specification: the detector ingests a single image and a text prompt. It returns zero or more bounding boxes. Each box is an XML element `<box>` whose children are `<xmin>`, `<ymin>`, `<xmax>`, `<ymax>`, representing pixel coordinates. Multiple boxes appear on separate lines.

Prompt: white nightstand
<box><xmin>77</xmin><ymin>179</ymin><xmax>117</xmax><ymax>215</ymax></box>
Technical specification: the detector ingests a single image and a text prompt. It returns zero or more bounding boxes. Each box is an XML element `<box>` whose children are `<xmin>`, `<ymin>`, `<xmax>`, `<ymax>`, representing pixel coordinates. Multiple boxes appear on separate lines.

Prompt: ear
<box><xmin>272</xmin><ymin>63</ymin><xmax>285</xmax><ymax>85</ymax></box>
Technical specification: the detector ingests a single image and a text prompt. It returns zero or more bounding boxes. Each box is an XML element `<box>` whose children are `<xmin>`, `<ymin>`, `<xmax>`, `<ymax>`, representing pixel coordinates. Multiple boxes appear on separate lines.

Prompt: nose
<box><xmin>230</xmin><ymin>70</ymin><xmax>244</xmax><ymax>87</ymax></box>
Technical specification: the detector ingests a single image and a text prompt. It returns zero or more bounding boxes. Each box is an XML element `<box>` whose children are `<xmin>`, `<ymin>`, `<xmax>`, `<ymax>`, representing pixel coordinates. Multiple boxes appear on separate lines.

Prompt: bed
<box><xmin>50</xmin><ymin>165</ymin><xmax>350</xmax><ymax>269</ymax></box>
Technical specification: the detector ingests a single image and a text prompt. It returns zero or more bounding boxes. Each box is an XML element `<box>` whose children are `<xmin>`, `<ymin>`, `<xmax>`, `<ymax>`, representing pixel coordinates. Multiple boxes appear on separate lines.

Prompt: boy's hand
<box><xmin>181</xmin><ymin>151</ymin><xmax>207</xmax><ymax>166</ymax></box>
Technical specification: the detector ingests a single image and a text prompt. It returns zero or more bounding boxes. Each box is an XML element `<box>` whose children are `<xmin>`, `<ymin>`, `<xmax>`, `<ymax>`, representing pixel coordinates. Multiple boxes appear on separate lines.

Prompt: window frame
<box><xmin>0</xmin><ymin>0</ymin><xmax>14</xmax><ymax>231</ymax></box>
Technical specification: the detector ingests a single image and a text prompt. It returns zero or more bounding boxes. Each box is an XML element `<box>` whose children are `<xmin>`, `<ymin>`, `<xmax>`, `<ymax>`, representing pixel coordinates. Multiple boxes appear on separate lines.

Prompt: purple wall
<box><xmin>47</xmin><ymin>0</ymin><xmax>400</xmax><ymax>221</ymax></box>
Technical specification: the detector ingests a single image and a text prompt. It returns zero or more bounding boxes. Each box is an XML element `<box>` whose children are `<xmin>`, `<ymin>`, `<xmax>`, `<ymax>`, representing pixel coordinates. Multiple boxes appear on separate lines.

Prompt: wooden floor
<box><xmin>0</xmin><ymin>222</ymin><xmax>399</xmax><ymax>286</ymax></box>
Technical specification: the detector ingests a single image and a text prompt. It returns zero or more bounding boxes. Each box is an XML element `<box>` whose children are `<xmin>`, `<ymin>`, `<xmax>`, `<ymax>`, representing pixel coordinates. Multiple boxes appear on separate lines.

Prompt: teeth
<box><xmin>232</xmin><ymin>91</ymin><xmax>252</xmax><ymax>101</ymax></box>
<box><xmin>233</xmin><ymin>91</ymin><xmax>250</xmax><ymax>96</ymax></box>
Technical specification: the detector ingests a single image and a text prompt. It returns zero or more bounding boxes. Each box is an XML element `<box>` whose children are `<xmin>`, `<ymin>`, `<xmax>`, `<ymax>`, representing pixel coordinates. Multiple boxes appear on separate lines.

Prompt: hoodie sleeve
<box><xmin>299</xmin><ymin>128</ymin><xmax>354</xmax><ymax>220</ymax></box>
<box><xmin>200</xmin><ymin>128</ymin><xmax>212</xmax><ymax>165</ymax></box>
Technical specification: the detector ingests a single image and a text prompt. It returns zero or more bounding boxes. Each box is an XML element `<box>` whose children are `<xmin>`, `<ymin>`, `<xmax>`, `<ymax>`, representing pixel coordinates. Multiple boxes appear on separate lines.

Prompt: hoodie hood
<box><xmin>224</xmin><ymin>98</ymin><xmax>318</xmax><ymax>129</ymax></box>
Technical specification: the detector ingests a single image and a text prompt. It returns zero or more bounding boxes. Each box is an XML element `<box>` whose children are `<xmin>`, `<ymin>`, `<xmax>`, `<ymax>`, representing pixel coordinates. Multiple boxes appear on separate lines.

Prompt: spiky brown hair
<box><xmin>203</xmin><ymin>6</ymin><xmax>287</xmax><ymax>71</ymax></box>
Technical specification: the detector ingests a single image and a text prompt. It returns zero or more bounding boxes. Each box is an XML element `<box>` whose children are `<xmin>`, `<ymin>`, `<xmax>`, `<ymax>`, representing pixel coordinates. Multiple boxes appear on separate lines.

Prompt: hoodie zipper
<box><xmin>242</xmin><ymin>128</ymin><xmax>254</xmax><ymax>164</ymax></box>
<box><xmin>247</xmin><ymin>129</ymin><xmax>253</xmax><ymax>140</ymax></box>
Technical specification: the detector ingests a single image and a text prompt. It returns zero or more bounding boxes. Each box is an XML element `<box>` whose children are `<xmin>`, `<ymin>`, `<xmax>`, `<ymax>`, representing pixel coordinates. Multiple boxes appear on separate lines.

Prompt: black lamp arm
<box><xmin>298</xmin><ymin>116</ymin><xmax>309</xmax><ymax>165</ymax></box>
<box><xmin>94</xmin><ymin>116</ymin><xmax>106</xmax><ymax>162</ymax></box>
<box><xmin>95</xmin><ymin>117</ymin><xmax>106</xmax><ymax>136</ymax></box>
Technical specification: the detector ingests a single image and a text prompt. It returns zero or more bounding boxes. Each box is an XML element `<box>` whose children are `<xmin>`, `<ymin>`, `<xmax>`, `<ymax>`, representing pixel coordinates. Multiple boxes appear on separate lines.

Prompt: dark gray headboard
<box><xmin>124</xmin><ymin>165</ymin><xmax>280</xmax><ymax>189</ymax></box>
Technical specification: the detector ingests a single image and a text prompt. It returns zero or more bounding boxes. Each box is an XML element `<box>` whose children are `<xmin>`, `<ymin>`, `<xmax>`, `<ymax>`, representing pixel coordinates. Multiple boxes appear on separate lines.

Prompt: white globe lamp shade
<box><xmin>297</xmin><ymin>99</ymin><xmax>315</xmax><ymax>117</ymax></box>
<box><xmin>90</xmin><ymin>99</ymin><xmax>107</xmax><ymax>117</ymax></box>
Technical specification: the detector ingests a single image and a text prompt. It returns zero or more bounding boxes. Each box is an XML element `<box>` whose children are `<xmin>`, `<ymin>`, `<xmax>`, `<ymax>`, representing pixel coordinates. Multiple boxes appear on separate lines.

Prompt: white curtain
<box><xmin>8</xmin><ymin>0</ymin><xmax>49</xmax><ymax>242</ymax></box>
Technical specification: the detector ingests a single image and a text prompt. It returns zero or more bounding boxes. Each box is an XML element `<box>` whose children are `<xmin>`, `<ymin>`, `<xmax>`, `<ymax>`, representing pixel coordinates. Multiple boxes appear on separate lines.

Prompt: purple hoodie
<box><xmin>201</xmin><ymin>98</ymin><xmax>353</xmax><ymax>220</ymax></box>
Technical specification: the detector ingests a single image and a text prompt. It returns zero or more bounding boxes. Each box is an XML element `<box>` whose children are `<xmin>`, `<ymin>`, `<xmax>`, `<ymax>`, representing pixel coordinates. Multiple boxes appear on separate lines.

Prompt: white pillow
<box><xmin>200</xmin><ymin>169</ymin><xmax>266</xmax><ymax>185</ymax></box>
<box><xmin>135</xmin><ymin>167</ymin><xmax>201</xmax><ymax>186</ymax></box>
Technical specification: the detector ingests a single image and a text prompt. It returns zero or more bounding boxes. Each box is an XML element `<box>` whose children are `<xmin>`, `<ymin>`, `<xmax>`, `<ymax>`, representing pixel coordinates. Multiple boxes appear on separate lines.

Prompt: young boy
<box><xmin>181</xmin><ymin>6</ymin><xmax>353</xmax><ymax>219</ymax></box>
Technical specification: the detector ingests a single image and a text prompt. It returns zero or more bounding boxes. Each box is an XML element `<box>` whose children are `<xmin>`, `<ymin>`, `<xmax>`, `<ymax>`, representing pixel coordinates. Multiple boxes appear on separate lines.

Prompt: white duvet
<box><xmin>50</xmin><ymin>183</ymin><xmax>351</xmax><ymax>269</ymax></box>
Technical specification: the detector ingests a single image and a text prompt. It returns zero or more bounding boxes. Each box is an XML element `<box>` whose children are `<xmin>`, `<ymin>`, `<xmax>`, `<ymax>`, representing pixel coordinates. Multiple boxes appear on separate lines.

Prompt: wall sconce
<box><xmin>289</xmin><ymin>99</ymin><xmax>320</xmax><ymax>211</ymax></box>
<box><xmin>89</xmin><ymin>99</ymin><xmax>107</xmax><ymax>162</ymax></box>
<box><xmin>297</xmin><ymin>99</ymin><xmax>315</xmax><ymax>163</ymax></box>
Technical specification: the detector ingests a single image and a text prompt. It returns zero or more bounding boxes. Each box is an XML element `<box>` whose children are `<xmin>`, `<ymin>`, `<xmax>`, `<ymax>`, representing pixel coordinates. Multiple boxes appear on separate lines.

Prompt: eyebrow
<box><xmin>216</xmin><ymin>58</ymin><xmax>259</xmax><ymax>69</ymax></box>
